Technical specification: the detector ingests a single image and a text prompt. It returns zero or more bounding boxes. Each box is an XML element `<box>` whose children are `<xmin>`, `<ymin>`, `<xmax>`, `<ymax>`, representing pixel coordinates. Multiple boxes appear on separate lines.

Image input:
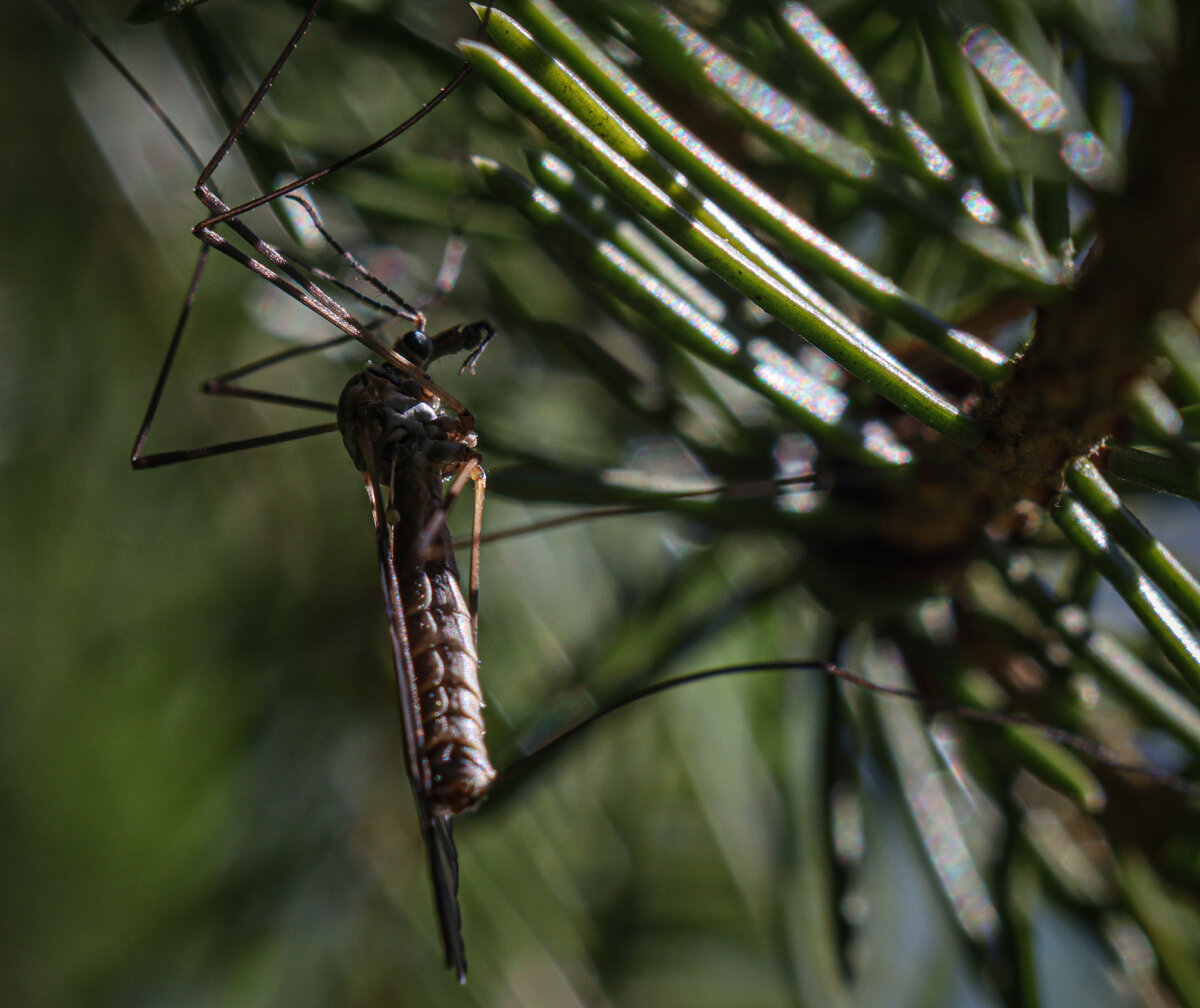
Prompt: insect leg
<box><xmin>128</xmin><ymin>245</ymin><xmax>338</xmax><ymax>469</ymax></box>
<box><xmin>412</xmin><ymin>456</ymin><xmax>484</xmax><ymax>560</ymax></box>
<box><xmin>193</xmin><ymin>3</ymin><xmax>493</xmax><ymax>232</ymax></box>
<box><xmin>284</xmin><ymin>193</ymin><xmax>425</xmax><ymax>326</ymax></box>
<box><xmin>436</xmin><ymin>458</ymin><xmax>487</xmax><ymax>623</ymax></box>
<box><xmin>191</xmin><ymin>0</ymin><xmax>327</xmax><ymax>216</ymax></box>
<box><xmin>200</xmin><ymin>334</ymin><xmax>354</xmax><ymax>409</ymax></box>
<box><xmin>468</xmin><ymin>462</ymin><xmax>486</xmax><ymax>625</ymax></box>
<box><xmin>192</xmin><ymin>208</ymin><xmax>474</xmax><ymax>416</ymax></box>
<box><xmin>157</xmin><ymin>0</ymin><xmax>481</xmax><ymax>409</ymax></box>
<box><xmin>197</xmin><ymin>211</ymin><xmax>455</xmax><ymax>412</ymax></box>
<box><xmin>281</xmin><ymin>193</ymin><xmax>484</xmax><ymax>373</ymax></box>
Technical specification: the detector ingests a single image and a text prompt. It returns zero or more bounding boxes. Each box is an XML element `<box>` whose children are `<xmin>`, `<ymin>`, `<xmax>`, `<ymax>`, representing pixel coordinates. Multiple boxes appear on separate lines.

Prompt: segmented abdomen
<box><xmin>401</xmin><ymin>556</ymin><xmax>496</xmax><ymax>815</ymax></box>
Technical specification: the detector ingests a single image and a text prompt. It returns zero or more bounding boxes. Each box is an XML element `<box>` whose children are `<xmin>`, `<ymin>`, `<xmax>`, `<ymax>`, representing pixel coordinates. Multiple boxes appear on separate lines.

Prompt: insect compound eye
<box><xmin>398</xmin><ymin>329</ymin><xmax>431</xmax><ymax>367</ymax></box>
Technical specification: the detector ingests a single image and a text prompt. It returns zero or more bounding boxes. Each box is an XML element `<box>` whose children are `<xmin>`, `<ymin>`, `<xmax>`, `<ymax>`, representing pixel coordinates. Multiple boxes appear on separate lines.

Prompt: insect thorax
<box><xmin>337</xmin><ymin>364</ymin><xmax>476</xmax><ymax>481</ymax></box>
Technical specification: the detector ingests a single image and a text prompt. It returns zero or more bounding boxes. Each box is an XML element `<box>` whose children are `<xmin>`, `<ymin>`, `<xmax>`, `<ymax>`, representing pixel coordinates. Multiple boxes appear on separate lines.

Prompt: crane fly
<box><xmin>50</xmin><ymin>0</ymin><xmax>500</xmax><ymax>980</ymax></box>
<box><xmin>338</xmin><ymin>315</ymin><xmax>496</xmax><ymax>981</ymax></box>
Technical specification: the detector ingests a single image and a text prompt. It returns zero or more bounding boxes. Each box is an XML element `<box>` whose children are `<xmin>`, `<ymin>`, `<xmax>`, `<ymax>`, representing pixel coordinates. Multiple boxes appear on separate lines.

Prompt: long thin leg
<box><xmin>47</xmin><ymin>0</ymin><xmax>205</xmax><ymax>173</ymax></box>
<box><xmin>193</xmin><ymin>0</ymin><xmax>326</xmax><ymax>199</ymax></box>
<box><xmin>301</xmin><ymin>264</ymin><xmax>414</xmax><ymax>322</ymax></box>
<box><xmin>196</xmin><ymin>200</ymin><xmax>359</xmax><ymax>332</ymax></box>
<box><xmin>61</xmin><ymin>0</ymin><xmax>483</xmax><ymax>471</ymax></box>
<box><xmin>203</xmin><ymin>334</ymin><xmax>356</xmax><ymax>386</ymax></box>
<box><xmin>468</xmin><ymin>462</ymin><xmax>485</xmax><ymax>625</ymax></box>
<box><xmin>230</xmin><ymin>192</ymin><xmax>464</xmax><ymax>352</ymax></box>
<box><xmin>129</xmin><ymin>246</ymin><xmax>210</xmax><ymax>466</ymax></box>
<box><xmin>449</xmin><ymin>460</ymin><xmax>487</xmax><ymax>623</ymax></box>
<box><xmin>54</xmin><ymin>1</ymin><xmax>361</xmax><ymax>465</ymax></box>
<box><xmin>197</xmin><ymin>61</ymin><xmax>477</xmax><ymax>231</ymax></box>
<box><xmin>173</xmin><ymin>0</ymin><xmax>494</xmax><ymax>425</ymax></box>
<box><xmin>285</xmin><ymin>194</ymin><xmax>425</xmax><ymax>324</ymax></box>
<box><xmin>194</xmin><ymin>242</ymin><xmax>424</xmax><ymax>399</ymax></box>
<box><xmin>194</xmin><ymin>272</ymin><xmax>394</xmax><ymax>410</ymax></box>
<box><xmin>173</xmin><ymin>0</ymin><xmax>488</xmax><ymax>309</ymax></box>
<box><xmin>496</xmin><ymin>661</ymin><xmax>1200</xmax><ymax>802</ymax></box>
<box><xmin>177</xmin><ymin>0</ymin><xmax>481</xmax><ymax>408</ymax></box>
<box><xmin>200</xmin><ymin>385</ymin><xmax>336</xmax><ymax>414</ymax></box>
<box><xmin>133</xmin><ymin>423</ymin><xmax>340</xmax><ymax>470</ymax></box>
<box><xmin>412</xmin><ymin>457</ymin><xmax>484</xmax><ymax>561</ymax></box>
<box><xmin>192</xmin><ymin>197</ymin><xmax>474</xmax><ymax>416</ymax></box>
<box><xmin>127</xmin><ymin>230</ymin><xmax>337</xmax><ymax>469</ymax></box>
<box><xmin>186</xmin><ymin>0</ymin><xmax>495</xmax><ymax>232</ymax></box>
<box><xmin>134</xmin><ymin>186</ymin><xmax>470</xmax><ymax>467</ymax></box>
<box><xmin>289</xmin><ymin>219</ymin><xmax>468</xmax><ymax>327</ymax></box>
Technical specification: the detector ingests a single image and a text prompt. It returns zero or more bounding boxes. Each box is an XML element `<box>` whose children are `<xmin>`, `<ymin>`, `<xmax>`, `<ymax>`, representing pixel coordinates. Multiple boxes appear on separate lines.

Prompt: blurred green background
<box><xmin>3</xmin><ymin>1</ymin><xmax>1197</xmax><ymax>1006</ymax></box>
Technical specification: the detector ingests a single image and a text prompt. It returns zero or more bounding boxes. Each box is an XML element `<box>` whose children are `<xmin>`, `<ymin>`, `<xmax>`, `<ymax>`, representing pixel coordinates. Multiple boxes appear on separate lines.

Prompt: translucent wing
<box><xmin>362</xmin><ymin>474</ymin><xmax>468</xmax><ymax>982</ymax></box>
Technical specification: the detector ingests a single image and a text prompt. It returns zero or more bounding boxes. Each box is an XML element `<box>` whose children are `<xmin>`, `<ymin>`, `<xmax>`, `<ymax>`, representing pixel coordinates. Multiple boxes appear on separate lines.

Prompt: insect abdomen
<box><xmin>403</xmin><ymin>562</ymin><xmax>496</xmax><ymax>816</ymax></box>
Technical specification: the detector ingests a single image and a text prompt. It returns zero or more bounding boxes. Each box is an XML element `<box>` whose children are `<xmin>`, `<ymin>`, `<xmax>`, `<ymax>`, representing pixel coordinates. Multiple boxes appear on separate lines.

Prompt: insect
<box><xmin>336</xmin><ymin>308</ymin><xmax>497</xmax><ymax>981</ymax></box>
<box><xmin>50</xmin><ymin>0</ymin><xmax>502</xmax><ymax>981</ymax></box>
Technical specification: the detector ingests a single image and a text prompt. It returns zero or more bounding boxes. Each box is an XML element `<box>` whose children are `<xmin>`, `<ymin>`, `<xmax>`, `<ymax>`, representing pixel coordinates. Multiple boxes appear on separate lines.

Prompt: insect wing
<box><xmin>363</xmin><ymin>475</ymin><xmax>468</xmax><ymax>982</ymax></box>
